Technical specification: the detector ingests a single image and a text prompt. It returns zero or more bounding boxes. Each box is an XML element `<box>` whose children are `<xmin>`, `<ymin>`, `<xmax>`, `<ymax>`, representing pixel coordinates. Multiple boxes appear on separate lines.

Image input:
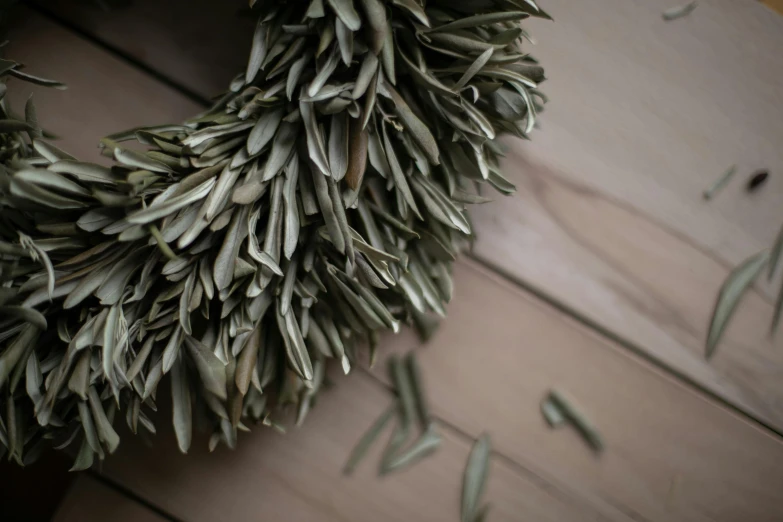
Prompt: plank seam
<box><xmin>29</xmin><ymin>0</ymin><xmax>783</xmax><ymax>465</ymax></box>
<box><xmin>27</xmin><ymin>1</ymin><xmax>212</xmax><ymax>107</ymax></box>
<box><xmin>467</xmin><ymin>252</ymin><xmax>783</xmax><ymax>438</ymax></box>
<box><xmin>355</xmin><ymin>368</ymin><xmax>624</xmax><ymax>518</ymax></box>
<box><xmin>86</xmin><ymin>469</ymin><xmax>184</xmax><ymax>522</ymax></box>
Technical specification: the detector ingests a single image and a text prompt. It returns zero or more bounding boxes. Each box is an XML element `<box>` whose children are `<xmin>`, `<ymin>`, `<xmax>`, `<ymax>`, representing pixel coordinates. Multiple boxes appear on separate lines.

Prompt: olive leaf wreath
<box><xmin>0</xmin><ymin>0</ymin><xmax>551</xmax><ymax>468</ymax></box>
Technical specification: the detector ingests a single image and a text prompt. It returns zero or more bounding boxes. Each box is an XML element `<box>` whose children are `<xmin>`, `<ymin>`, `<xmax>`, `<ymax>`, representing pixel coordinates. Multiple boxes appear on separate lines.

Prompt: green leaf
<box><xmin>300</xmin><ymin>95</ymin><xmax>332</xmax><ymax>175</ymax></box>
<box><xmin>662</xmin><ymin>1</ymin><xmax>698</xmax><ymax>21</ymax></box>
<box><xmin>357</xmin><ymin>0</ymin><xmax>386</xmax><ymax>53</ymax></box>
<box><xmin>335</xmin><ymin>18</ymin><xmax>354</xmax><ymax>67</ymax></box>
<box><xmin>772</xmin><ymin>278</ymin><xmax>783</xmax><ymax>337</ymax></box>
<box><xmin>0</xmin><ymin>306</ymin><xmax>47</xmax><ymax>330</ymax></box>
<box><xmin>391</xmin><ymin>0</ymin><xmax>430</xmax><ymax>27</ymax></box>
<box><xmin>326</xmin><ymin>0</ymin><xmax>362</xmax><ymax>31</ymax></box>
<box><xmin>381</xmin><ymin>84</ymin><xmax>440</xmax><ymax>165</ymax></box>
<box><xmin>405</xmin><ymin>352</ymin><xmax>430</xmax><ymax>429</ymax></box>
<box><xmin>282</xmin><ymin>156</ymin><xmax>301</xmax><ymax>259</ymax></box>
<box><xmin>0</xmin><ymin>118</ymin><xmax>33</xmax><ymax>133</ymax></box>
<box><xmin>382</xmin><ymin>124</ymin><xmax>422</xmax><ymax>219</ymax></box>
<box><xmin>246</xmin><ymin>20</ymin><xmax>269</xmax><ymax>83</ymax></box>
<box><xmin>328</xmin><ymin>113</ymin><xmax>350</xmax><ymax>181</ymax></box>
<box><xmin>540</xmin><ymin>397</ymin><xmax>566</xmax><ymax>427</ymax></box>
<box><xmin>389</xmin><ymin>355</ymin><xmax>417</xmax><ymax>430</ymax></box>
<box><xmin>78</xmin><ymin>401</ymin><xmax>103</xmax><ymax>456</ymax></box>
<box><xmin>310</xmin><ymin>159</ymin><xmax>345</xmax><ymax>253</ymax></box>
<box><xmin>343</xmin><ymin>404</ymin><xmax>396</xmax><ymax>474</ymax></box>
<box><xmin>128</xmin><ymin>178</ymin><xmax>215</xmax><ymax>225</ymax></box>
<box><xmin>184</xmin><ymin>336</ymin><xmax>228</xmax><ymax>399</ymax></box>
<box><xmin>455</xmin><ymin>48</ymin><xmax>494</xmax><ymax>89</ymax></box>
<box><xmin>33</xmin><ymin>140</ymin><xmax>76</xmax><ymax>162</ymax></box>
<box><xmin>261</xmin><ymin>121</ymin><xmax>299</xmax><ymax>181</ymax></box>
<box><xmin>8</xmin><ymin>68</ymin><xmax>67</xmax><ymax>89</ymax></box>
<box><xmin>768</xmin><ymin>224</ymin><xmax>783</xmax><ymax>281</ymax></box>
<box><xmin>87</xmin><ymin>387</ymin><xmax>120</xmax><ymax>454</ymax></box>
<box><xmin>306</xmin><ymin>0</ymin><xmax>325</xmax><ymax>18</ymax></box>
<box><xmin>428</xmin><ymin>11</ymin><xmax>529</xmax><ymax>33</ymax></box>
<box><xmin>462</xmin><ymin>434</ymin><xmax>491</xmax><ymax>522</ymax></box>
<box><xmin>171</xmin><ymin>354</ymin><xmax>192</xmax><ymax>453</ymax></box>
<box><xmin>381</xmin><ymin>423</ymin><xmax>441</xmax><ymax>474</ymax></box>
<box><xmin>706</xmin><ymin>250</ymin><xmax>769</xmax><ymax>359</ymax></box>
<box><xmin>398</xmin><ymin>49</ymin><xmax>457</xmax><ymax>98</ymax></box>
<box><xmin>277</xmin><ymin>307</ymin><xmax>314</xmax><ymax>381</ymax></box>
<box><xmin>69</xmin><ymin>439</ymin><xmax>94</xmax><ymax>472</ymax></box>
<box><xmin>114</xmin><ymin>147</ymin><xmax>174</xmax><ymax>173</ymax></box>
<box><xmin>14</xmin><ymin>168</ymin><xmax>90</xmax><ymax>197</ymax></box>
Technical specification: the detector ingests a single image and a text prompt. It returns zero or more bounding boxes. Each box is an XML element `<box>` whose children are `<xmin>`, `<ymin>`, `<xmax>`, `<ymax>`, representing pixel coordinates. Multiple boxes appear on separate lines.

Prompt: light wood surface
<box><xmin>101</xmin><ymin>371</ymin><xmax>613</xmax><ymax>522</ymax></box>
<box><xmin>100</xmin><ymin>260</ymin><xmax>783</xmax><ymax>522</ymax></box>
<box><xmin>470</xmin><ymin>0</ymin><xmax>783</xmax><ymax>432</ymax></box>
<box><xmin>6</xmin><ymin>10</ymin><xmax>202</xmax><ymax>161</ymax></box>
<box><xmin>53</xmin><ymin>476</ymin><xmax>166</xmax><ymax>522</ymax></box>
<box><xmin>36</xmin><ymin>0</ymin><xmax>783</xmax><ymax>432</ymax></box>
<box><xmin>377</xmin><ymin>262</ymin><xmax>783</xmax><ymax>522</ymax></box>
<box><xmin>7</xmin><ymin>4</ymin><xmax>783</xmax><ymax>522</ymax></box>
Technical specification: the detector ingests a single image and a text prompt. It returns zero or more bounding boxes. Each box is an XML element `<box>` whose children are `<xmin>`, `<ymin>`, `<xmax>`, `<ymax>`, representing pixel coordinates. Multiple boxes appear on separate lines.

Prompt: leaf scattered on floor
<box><xmin>461</xmin><ymin>434</ymin><xmax>491</xmax><ymax>522</ymax></box>
<box><xmin>706</xmin><ymin>250</ymin><xmax>769</xmax><ymax>359</ymax></box>
<box><xmin>541</xmin><ymin>389</ymin><xmax>604</xmax><ymax>453</ymax></box>
<box><xmin>702</xmin><ymin>165</ymin><xmax>736</xmax><ymax>200</ymax></box>
<box><xmin>662</xmin><ymin>1</ymin><xmax>698</xmax><ymax>21</ymax></box>
<box><xmin>343</xmin><ymin>351</ymin><xmax>442</xmax><ymax>476</ymax></box>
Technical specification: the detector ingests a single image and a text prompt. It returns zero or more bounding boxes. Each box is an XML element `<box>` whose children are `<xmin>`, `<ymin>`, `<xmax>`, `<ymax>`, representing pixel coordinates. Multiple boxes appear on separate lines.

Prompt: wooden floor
<box><xmin>5</xmin><ymin>0</ymin><xmax>783</xmax><ymax>521</ymax></box>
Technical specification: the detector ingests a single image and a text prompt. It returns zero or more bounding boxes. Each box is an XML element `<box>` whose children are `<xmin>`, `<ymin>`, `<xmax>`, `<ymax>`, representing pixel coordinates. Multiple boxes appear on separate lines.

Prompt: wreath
<box><xmin>0</xmin><ymin>0</ymin><xmax>550</xmax><ymax>468</ymax></box>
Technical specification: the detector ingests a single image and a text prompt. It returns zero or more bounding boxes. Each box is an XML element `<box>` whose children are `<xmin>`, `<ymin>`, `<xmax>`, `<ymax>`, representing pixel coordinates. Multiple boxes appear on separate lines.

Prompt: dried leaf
<box><xmin>327</xmin><ymin>0</ymin><xmax>362</xmax><ymax>31</ymax></box>
<box><xmin>706</xmin><ymin>251</ymin><xmax>769</xmax><ymax>359</ymax></box>
<box><xmin>545</xmin><ymin>390</ymin><xmax>604</xmax><ymax>452</ymax></box>
<box><xmin>343</xmin><ymin>404</ymin><xmax>396</xmax><ymax>474</ymax></box>
<box><xmin>247</xmin><ymin>107</ymin><xmax>285</xmax><ymax>155</ymax></box>
<box><xmin>87</xmin><ymin>387</ymin><xmax>120</xmax><ymax>454</ymax></box>
<box><xmin>184</xmin><ymin>336</ymin><xmax>227</xmax><ymax>399</ymax></box>
<box><xmin>171</xmin><ymin>354</ymin><xmax>192</xmax><ymax>453</ymax></box>
<box><xmin>662</xmin><ymin>1</ymin><xmax>698</xmax><ymax>21</ymax></box>
<box><xmin>429</xmin><ymin>11</ymin><xmax>529</xmax><ymax>33</ymax></box>
<box><xmin>462</xmin><ymin>434</ymin><xmax>491</xmax><ymax>522</ymax></box>
<box><xmin>381</xmin><ymin>423</ymin><xmax>441</xmax><ymax>474</ymax></box>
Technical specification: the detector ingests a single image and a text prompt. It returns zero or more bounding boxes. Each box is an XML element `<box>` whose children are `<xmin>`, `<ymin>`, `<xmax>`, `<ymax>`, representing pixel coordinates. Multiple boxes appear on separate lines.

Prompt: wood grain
<box><xmin>53</xmin><ymin>476</ymin><xmax>167</xmax><ymax>522</ymax></box>
<box><xmin>375</xmin><ymin>261</ymin><xmax>783</xmax><ymax>522</ymax></box>
<box><xmin>9</xmin><ymin>7</ymin><xmax>783</xmax><ymax>522</ymax></box>
<box><xmin>35</xmin><ymin>0</ymin><xmax>255</xmax><ymax>100</ymax></box>
<box><xmin>6</xmin><ymin>9</ymin><xmax>202</xmax><ymax>161</ymax></box>
<box><xmin>100</xmin><ymin>371</ymin><xmax>612</xmax><ymax>522</ymax></box>
<box><xmin>34</xmin><ymin>0</ymin><xmax>783</xmax><ymax>431</ymax></box>
<box><xmin>469</xmin><ymin>0</ymin><xmax>783</xmax><ymax>431</ymax></box>
<box><xmin>94</xmin><ymin>260</ymin><xmax>783</xmax><ymax>522</ymax></box>
<box><xmin>8</xmin><ymin>12</ymin><xmax>606</xmax><ymax>522</ymax></box>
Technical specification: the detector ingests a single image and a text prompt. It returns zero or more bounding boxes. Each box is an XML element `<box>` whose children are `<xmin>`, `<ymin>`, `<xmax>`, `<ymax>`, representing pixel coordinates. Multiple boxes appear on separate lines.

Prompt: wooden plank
<box><xmin>5</xmin><ymin>8</ymin><xmax>202</xmax><ymax>161</ymax></box>
<box><xmin>5</xmin><ymin>12</ymin><xmax>604</xmax><ymax>522</ymax></box>
<box><xmin>9</xmin><ymin>7</ymin><xmax>783</xmax><ymax>522</ymax></box>
<box><xmin>100</xmin><ymin>372</ymin><xmax>610</xmax><ymax>522</ymax></box>
<box><xmin>35</xmin><ymin>0</ymin><xmax>255</xmax><ymax>100</ymax></box>
<box><xmin>54</xmin><ymin>476</ymin><xmax>167</xmax><ymax>522</ymax></box>
<box><xmin>34</xmin><ymin>0</ymin><xmax>783</xmax><ymax>432</ymax></box>
<box><xmin>375</xmin><ymin>261</ymin><xmax>783</xmax><ymax>522</ymax></box>
<box><xmin>469</xmin><ymin>0</ymin><xmax>783</xmax><ymax>430</ymax></box>
<box><xmin>98</xmin><ymin>260</ymin><xmax>783</xmax><ymax>522</ymax></box>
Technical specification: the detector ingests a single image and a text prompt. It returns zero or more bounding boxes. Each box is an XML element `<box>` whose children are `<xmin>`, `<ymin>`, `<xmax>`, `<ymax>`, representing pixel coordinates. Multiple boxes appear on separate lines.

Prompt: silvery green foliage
<box><xmin>0</xmin><ymin>0</ymin><xmax>548</xmax><ymax>467</ymax></box>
